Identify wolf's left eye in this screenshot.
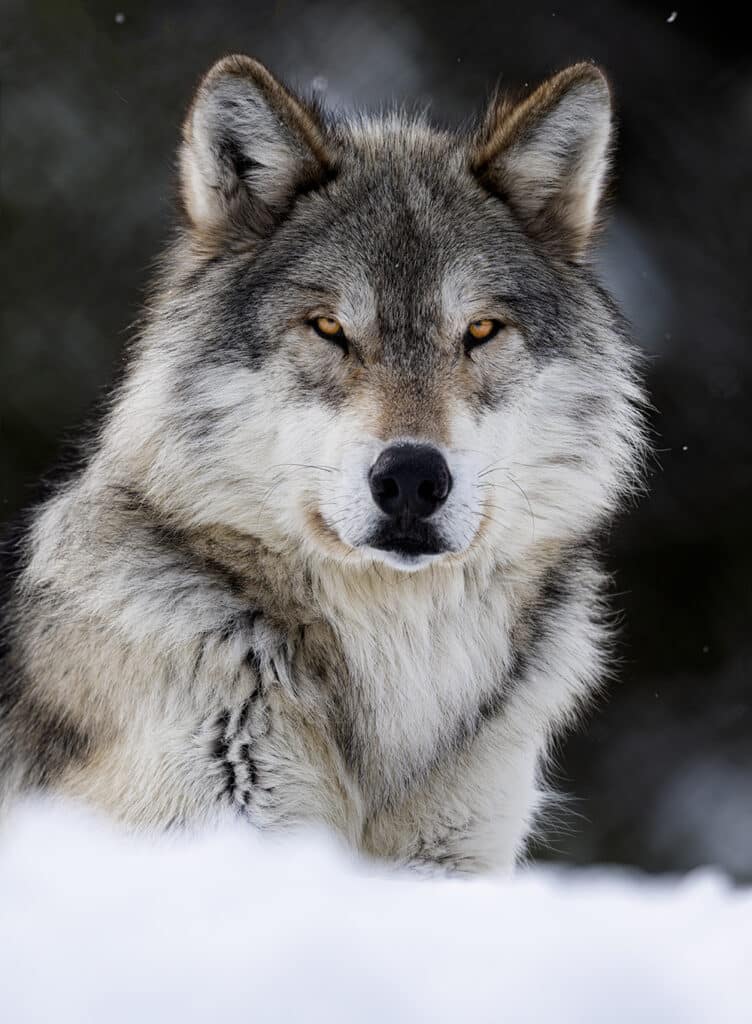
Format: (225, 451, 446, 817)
(309, 316, 349, 354)
(464, 319, 504, 352)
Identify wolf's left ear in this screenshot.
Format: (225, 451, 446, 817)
(472, 63, 612, 258)
(180, 55, 334, 236)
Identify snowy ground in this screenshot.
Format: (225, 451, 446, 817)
(1, 801, 750, 1023)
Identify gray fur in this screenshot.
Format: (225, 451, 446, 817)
(0, 56, 646, 873)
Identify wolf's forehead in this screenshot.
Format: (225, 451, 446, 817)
(319, 151, 483, 319)
(316, 198, 464, 337)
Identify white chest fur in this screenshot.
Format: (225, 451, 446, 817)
(314, 564, 520, 800)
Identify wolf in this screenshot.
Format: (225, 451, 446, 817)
(0, 55, 645, 872)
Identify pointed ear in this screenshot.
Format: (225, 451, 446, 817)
(471, 64, 613, 258)
(179, 55, 335, 236)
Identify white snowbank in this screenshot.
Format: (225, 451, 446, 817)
(1, 801, 750, 1023)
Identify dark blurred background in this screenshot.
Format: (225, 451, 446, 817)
(2, 0, 750, 878)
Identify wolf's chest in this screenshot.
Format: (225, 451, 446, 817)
(312, 588, 516, 802)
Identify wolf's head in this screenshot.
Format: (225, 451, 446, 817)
(119, 56, 644, 577)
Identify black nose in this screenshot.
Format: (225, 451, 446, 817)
(369, 444, 452, 520)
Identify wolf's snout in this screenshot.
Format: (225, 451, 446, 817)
(369, 444, 452, 520)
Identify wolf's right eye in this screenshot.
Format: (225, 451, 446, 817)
(464, 318, 504, 352)
(309, 316, 349, 354)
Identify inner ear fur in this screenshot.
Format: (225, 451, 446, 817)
(471, 63, 613, 259)
(179, 54, 336, 238)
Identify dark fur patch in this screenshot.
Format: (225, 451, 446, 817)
(0, 660, 91, 792)
(504, 552, 581, 694)
(289, 362, 348, 409)
(209, 680, 267, 810)
(109, 485, 248, 599)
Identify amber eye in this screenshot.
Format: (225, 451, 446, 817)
(309, 315, 349, 353)
(468, 319, 495, 340)
(313, 316, 342, 337)
(464, 319, 504, 352)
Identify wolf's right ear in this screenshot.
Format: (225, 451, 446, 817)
(179, 55, 334, 236)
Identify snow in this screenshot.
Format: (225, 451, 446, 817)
(1, 801, 750, 1023)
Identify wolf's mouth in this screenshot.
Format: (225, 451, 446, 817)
(367, 522, 448, 558)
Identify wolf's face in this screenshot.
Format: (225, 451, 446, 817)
(131, 58, 643, 575)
